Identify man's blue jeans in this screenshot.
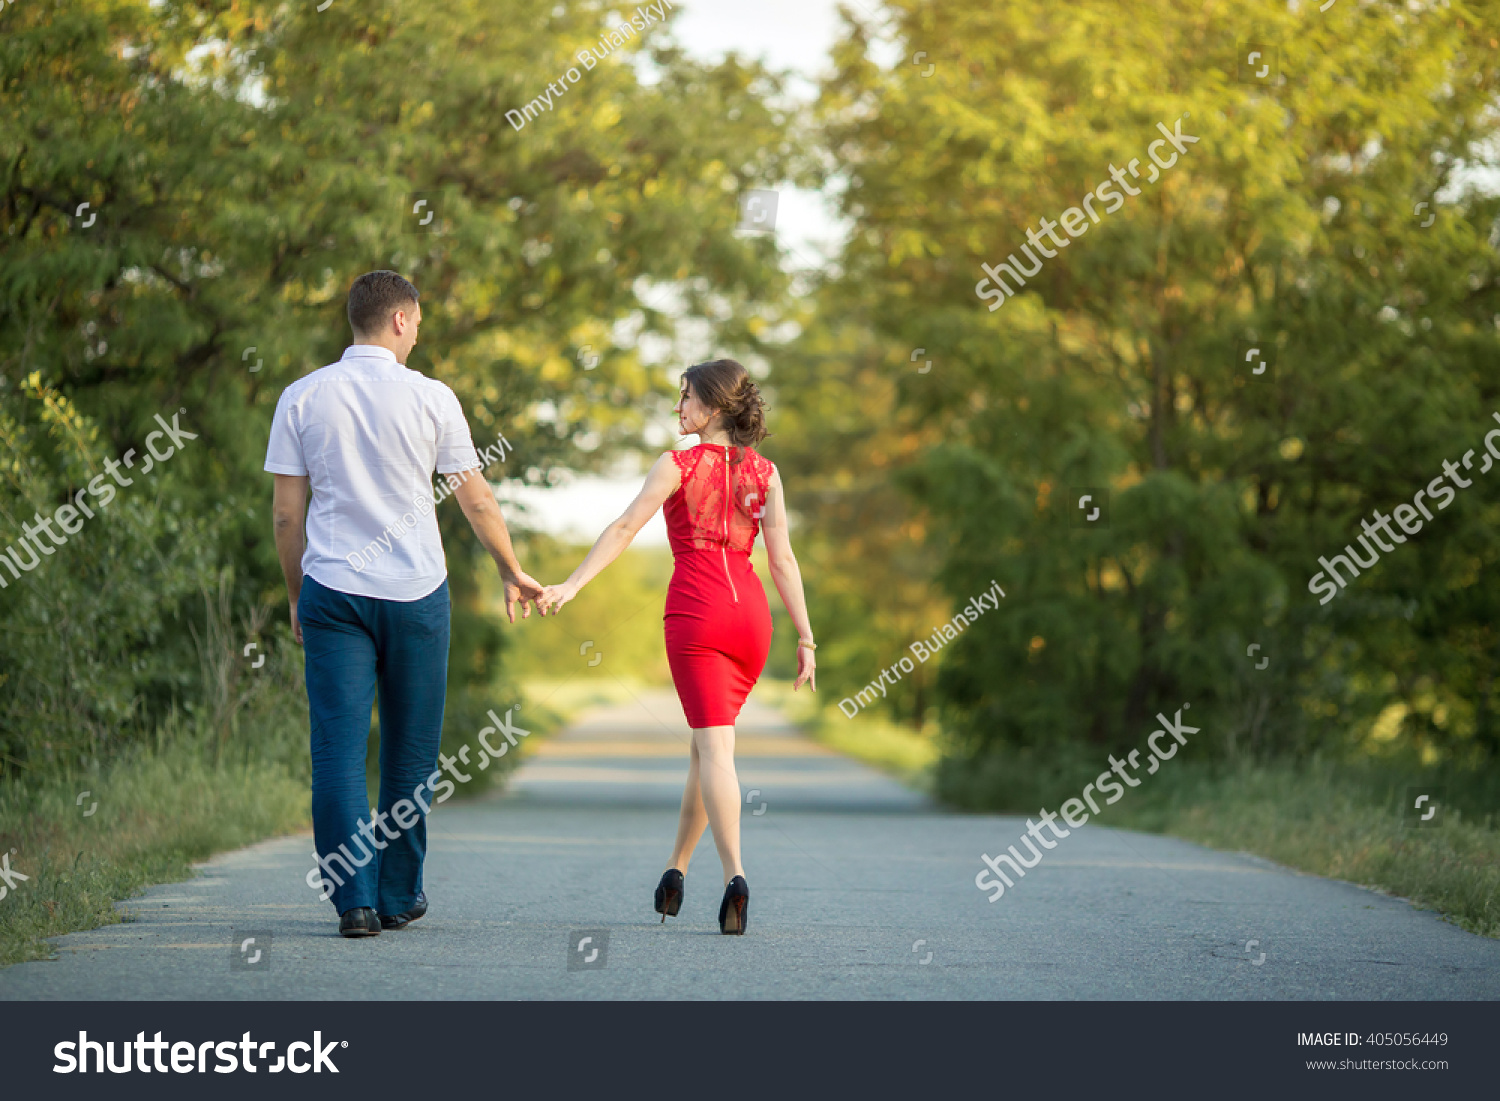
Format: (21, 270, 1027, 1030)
(299, 575, 449, 916)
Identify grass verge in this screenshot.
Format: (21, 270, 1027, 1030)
(0, 678, 566, 968)
(780, 695, 1499, 938)
(937, 743, 1500, 939)
(0, 705, 311, 967)
(1111, 760, 1500, 939)
(763, 681, 940, 788)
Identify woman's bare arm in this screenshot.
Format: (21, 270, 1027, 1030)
(760, 467, 816, 691)
(541, 453, 682, 613)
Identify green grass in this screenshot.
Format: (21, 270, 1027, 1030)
(0, 673, 577, 968)
(1111, 760, 1500, 939)
(781, 695, 1499, 938)
(0, 704, 311, 967)
(12, 648, 1492, 970)
(765, 681, 940, 787)
(0, 530, 648, 969)
(935, 742, 1500, 939)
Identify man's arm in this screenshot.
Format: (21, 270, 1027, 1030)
(272, 474, 310, 645)
(449, 472, 544, 622)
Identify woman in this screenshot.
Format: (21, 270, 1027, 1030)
(540, 359, 817, 935)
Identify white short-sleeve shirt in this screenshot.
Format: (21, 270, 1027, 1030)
(264, 345, 481, 601)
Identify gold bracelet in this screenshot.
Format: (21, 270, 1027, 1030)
(797, 639, 817, 650)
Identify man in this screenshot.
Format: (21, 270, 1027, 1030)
(265, 270, 544, 937)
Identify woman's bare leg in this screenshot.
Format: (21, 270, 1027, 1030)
(667, 735, 710, 872)
(692, 724, 744, 884)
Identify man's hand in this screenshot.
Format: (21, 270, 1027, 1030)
(452, 474, 546, 623)
(272, 475, 309, 647)
(504, 570, 546, 623)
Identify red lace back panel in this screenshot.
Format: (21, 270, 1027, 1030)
(666, 444, 774, 555)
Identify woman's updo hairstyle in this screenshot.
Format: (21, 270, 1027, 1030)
(681, 358, 769, 452)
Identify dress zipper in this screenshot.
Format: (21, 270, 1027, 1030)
(720, 446, 739, 604)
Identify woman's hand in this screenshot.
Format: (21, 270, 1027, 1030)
(503, 570, 546, 623)
(793, 642, 816, 692)
(539, 579, 581, 616)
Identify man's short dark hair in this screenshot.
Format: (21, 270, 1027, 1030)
(347, 271, 419, 336)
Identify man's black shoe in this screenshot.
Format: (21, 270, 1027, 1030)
(379, 892, 428, 931)
(339, 907, 382, 938)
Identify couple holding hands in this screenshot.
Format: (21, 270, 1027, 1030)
(265, 271, 816, 939)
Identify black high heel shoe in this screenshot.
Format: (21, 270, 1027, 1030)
(654, 868, 684, 923)
(718, 876, 749, 935)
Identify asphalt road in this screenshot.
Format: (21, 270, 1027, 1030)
(2, 686, 1497, 1000)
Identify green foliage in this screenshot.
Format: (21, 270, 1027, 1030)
(2, 0, 804, 777)
(0, 377, 223, 773)
(0, 659, 312, 965)
(774, 0, 1500, 796)
(767, 679, 939, 787)
(758, 334, 953, 725)
(0, 0, 805, 954)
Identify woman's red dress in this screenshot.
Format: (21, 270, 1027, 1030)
(662, 443, 776, 728)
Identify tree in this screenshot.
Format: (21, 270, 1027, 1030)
(789, 0, 1500, 802)
(1, 0, 807, 770)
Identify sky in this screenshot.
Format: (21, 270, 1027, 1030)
(497, 0, 860, 546)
